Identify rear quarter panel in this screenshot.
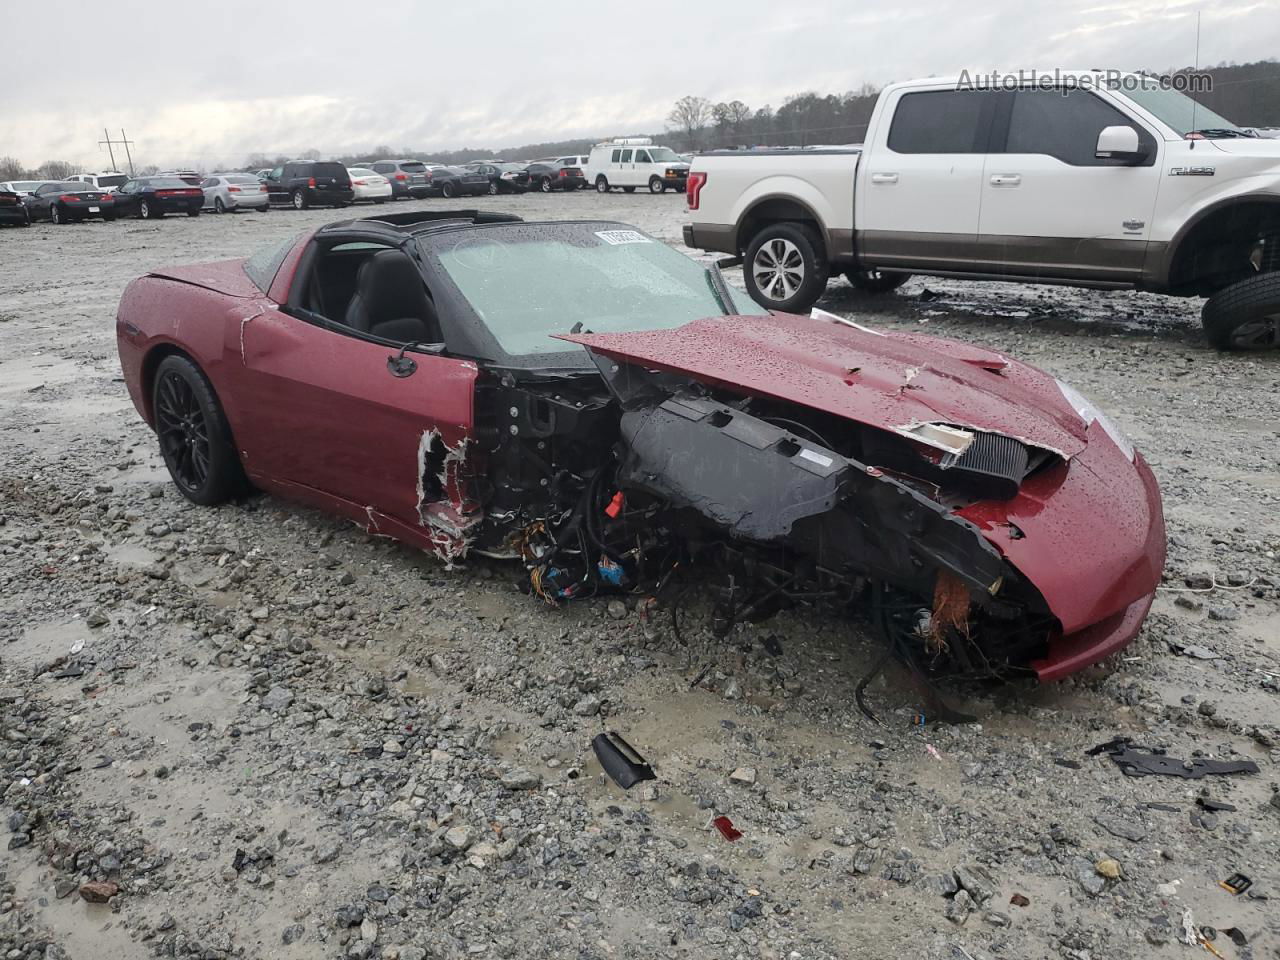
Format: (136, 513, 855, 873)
(116, 275, 261, 428)
(691, 154, 859, 242)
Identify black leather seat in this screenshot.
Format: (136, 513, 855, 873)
(343, 249, 442, 343)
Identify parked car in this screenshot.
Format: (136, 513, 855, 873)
(426, 166, 491, 198)
(366, 160, 433, 199)
(112, 177, 203, 219)
(158, 170, 204, 187)
(66, 171, 130, 193)
(202, 174, 270, 213)
(683, 70, 1280, 350)
(0, 188, 31, 226)
(464, 162, 530, 194)
(263, 161, 354, 210)
(587, 139, 689, 193)
(0, 180, 43, 196)
(114, 211, 1164, 687)
(26, 181, 116, 224)
(347, 167, 393, 203)
(255, 168, 272, 180)
(524, 162, 585, 193)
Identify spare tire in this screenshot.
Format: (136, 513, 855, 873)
(1201, 273, 1280, 350)
(844, 269, 910, 294)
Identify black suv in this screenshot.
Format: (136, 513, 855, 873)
(366, 159, 432, 199)
(264, 161, 353, 210)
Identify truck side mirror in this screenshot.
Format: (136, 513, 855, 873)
(1096, 125, 1147, 164)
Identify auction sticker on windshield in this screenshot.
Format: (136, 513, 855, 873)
(595, 230, 651, 245)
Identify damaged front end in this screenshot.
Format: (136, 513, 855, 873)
(425, 311, 1163, 688)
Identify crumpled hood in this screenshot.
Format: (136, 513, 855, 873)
(148, 259, 262, 299)
(561, 313, 1089, 457)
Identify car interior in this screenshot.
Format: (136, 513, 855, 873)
(301, 241, 444, 345)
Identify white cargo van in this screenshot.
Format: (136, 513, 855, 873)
(586, 138, 690, 194)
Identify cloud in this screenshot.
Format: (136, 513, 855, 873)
(1, 0, 1277, 169)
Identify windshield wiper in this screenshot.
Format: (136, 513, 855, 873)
(1188, 128, 1250, 139)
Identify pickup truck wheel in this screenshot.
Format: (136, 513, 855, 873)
(1201, 272, 1280, 350)
(844, 269, 910, 294)
(745, 223, 829, 313)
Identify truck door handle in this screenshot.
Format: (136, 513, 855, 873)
(870, 173, 898, 184)
(989, 174, 1021, 186)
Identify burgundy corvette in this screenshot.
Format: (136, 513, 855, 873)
(116, 211, 1165, 686)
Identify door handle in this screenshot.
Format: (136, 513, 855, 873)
(870, 173, 898, 184)
(989, 174, 1021, 186)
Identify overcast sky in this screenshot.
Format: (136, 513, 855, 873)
(2, 0, 1276, 171)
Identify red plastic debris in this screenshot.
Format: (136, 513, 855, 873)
(712, 816, 742, 842)
(604, 491, 625, 519)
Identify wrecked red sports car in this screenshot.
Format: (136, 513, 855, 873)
(116, 211, 1165, 686)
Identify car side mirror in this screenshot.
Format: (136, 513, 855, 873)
(1096, 125, 1147, 163)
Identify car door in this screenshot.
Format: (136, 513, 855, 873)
(976, 87, 1162, 281)
(111, 180, 135, 216)
(30, 183, 57, 219)
(227, 240, 477, 529)
(633, 149, 652, 184)
(856, 86, 994, 270)
(265, 165, 285, 203)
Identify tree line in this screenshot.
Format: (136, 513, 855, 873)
(5, 59, 1277, 179)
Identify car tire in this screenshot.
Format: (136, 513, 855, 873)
(595, 176, 610, 193)
(373, 198, 385, 204)
(488, 182, 498, 196)
(291, 190, 307, 210)
(843, 269, 911, 294)
(103, 213, 116, 222)
(1201, 272, 1280, 350)
(50, 205, 63, 225)
(539, 177, 552, 193)
(140, 199, 157, 219)
(214, 197, 226, 214)
(648, 177, 665, 194)
(20, 209, 31, 226)
(744, 222, 830, 314)
(152, 354, 247, 506)
(188, 209, 200, 217)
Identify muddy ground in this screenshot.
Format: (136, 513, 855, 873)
(1, 192, 1278, 960)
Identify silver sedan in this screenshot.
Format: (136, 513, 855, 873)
(201, 174, 270, 213)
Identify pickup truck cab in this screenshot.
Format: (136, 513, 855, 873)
(684, 71, 1280, 349)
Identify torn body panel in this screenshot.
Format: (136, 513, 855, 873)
(560, 314, 1089, 458)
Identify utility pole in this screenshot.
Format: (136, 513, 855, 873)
(100, 128, 117, 171)
(98, 128, 136, 174)
(121, 129, 135, 176)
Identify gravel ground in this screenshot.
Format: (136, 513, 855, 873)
(1, 192, 1279, 960)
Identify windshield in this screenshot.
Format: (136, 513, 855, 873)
(1122, 82, 1242, 137)
(647, 147, 682, 162)
(400, 162, 427, 173)
(10, 181, 41, 192)
(225, 174, 259, 184)
(145, 178, 195, 188)
(97, 174, 128, 188)
(422, 222, 768, 358)
(348, 168, 376, 177)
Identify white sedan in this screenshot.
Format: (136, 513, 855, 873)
(347, 168, 392, 203)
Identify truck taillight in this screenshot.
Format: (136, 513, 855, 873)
(687, 171, 706, 210)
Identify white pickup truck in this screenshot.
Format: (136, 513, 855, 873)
(683, 71, 1280, 349)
